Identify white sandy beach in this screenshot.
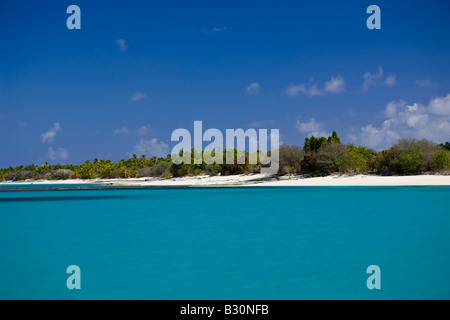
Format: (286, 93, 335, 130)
(1, 174, 450, 186)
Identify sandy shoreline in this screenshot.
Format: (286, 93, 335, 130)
(1, 173, 450, 187)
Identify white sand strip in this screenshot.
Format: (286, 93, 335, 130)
(1, 174, 450, 186)
(249, 174, 450, 186)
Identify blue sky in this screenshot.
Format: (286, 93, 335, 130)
(0, 0, 449, 167)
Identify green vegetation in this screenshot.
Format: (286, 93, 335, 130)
(303, 130, 341, 153)
(375, 139, 450, 175)
(440, 142, 450, 152)
(278, 145, 305, 175)
(1, 133, 450, 181)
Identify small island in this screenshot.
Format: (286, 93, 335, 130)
(1, 132, 450, 186)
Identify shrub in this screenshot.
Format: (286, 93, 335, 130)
(431, 148, 450, 171)
(376, 139, 450, 175)
(5, 170, 35, 181)
(137, 167, 153, 177)
(163, 172, 173, 178)
(152, 161, 171, 177)
(341, 145, 377, 173)
(204, 164, 223, 176)
(194, 168, 204, 176)
(278, 145, 305, 174)
(53, 169, 73, 180)
(311, 142, 348, 175)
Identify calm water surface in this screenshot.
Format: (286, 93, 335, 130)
(0, 185, 449, 299)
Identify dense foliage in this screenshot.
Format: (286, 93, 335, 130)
(375, 139, 450, 175)
(1, 135, 450, 181)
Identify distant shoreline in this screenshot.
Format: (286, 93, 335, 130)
(1, 173, 450, 187)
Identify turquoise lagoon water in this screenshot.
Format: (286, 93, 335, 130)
(0, 185, 449, 299)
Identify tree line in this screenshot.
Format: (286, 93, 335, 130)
(1, 132, 450, 181)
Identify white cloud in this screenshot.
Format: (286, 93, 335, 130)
(384, 100, 405, 118)
(284, 84, 307, 97)
(284, 75, 345, 97)
(285, 83, 324, 97)
(296, 118, 322, 132)
(354, 93, 450, 150)
(113, 125, 150, 136)
(428, 94, 450, 116)
(41, 122, 61, 143)
(131, 92, 147, 101)
(362, 66, 383, 91)
(245, 82, 261, 95)
(296, 118, 329, 137)
(137, 126, 150, 136)
(130, 138, 169, 158)
(18, 120, 27, 127)
(308, 84, 324, 97)
(325, 75, 346, 93)
(212, 27, 227, 32)
(117, 39, 128, 51)
(358, 123, 401, 151)
(48, 147, 69, 161)
(113, 127, 130, 135)
(415, 79, 438, 88)
(385, 74, 397, 86)
(362, 66, 396, 91)
(202, 26, 227, 34)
